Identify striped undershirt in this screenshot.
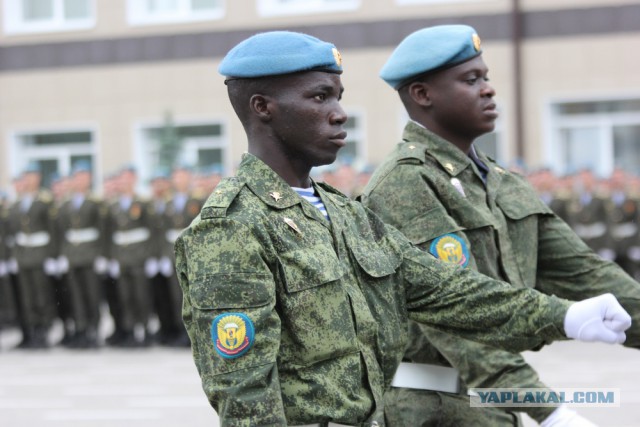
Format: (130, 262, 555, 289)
(292, 187, 329, 221)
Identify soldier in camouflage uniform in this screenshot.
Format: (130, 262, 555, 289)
(174, 31, 631, 427)
(361, 25, 640, 426)
(0, 193, 17, 331)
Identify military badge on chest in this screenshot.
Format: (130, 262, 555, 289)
(429, 233, 469, 268)
(211, 313, 255, 359)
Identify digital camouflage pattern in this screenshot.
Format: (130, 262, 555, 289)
(361, 121, 640, 426)
(175, 153, 572, 427)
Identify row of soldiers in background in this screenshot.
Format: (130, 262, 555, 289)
(529, 166, 640, 281)
(0, 162, 219, 350)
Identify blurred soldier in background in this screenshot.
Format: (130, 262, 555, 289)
(49, 173, 74, 346)
(607, 168, 640, 280)
(56, 162, 107, 349)
(0, 191, 18, 335)
(105, 166, 153, 347)
(7, 164, 57, 349)
(158, 165, 201, 347)
(567, 168, 615, 261)
(147, 169, 171, 345)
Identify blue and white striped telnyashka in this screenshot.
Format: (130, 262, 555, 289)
(292, 187, 329, 221)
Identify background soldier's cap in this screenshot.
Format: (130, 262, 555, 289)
(71, 160, 92, 175)
(219, 31, 343, 81)
(380, 25, 482, 90)
(23, 161, 41, 175)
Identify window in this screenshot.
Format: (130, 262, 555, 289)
(396, 0, 484, 5)
(127, 0, 224, 25)
(3, 0, 94, 35)
(134, 118, 229, 187)
(257, 0, 359, 17)
(546, 98, 640, 177)
(10, 129, 96, 190)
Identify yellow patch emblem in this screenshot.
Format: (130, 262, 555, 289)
(430, 234, 469, 267)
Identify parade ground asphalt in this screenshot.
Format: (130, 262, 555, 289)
(1, 328, 639, 427)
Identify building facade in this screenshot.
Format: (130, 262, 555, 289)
(1, 0, 640, 193)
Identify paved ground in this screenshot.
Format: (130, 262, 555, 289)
(1, 327, 638, 427)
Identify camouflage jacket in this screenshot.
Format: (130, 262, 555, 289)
(361, 122, 640, 421)
(175, 153, 571, 427)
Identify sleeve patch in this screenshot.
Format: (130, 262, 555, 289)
(211, 312, 255, 359)
(429, 233, 469, 268)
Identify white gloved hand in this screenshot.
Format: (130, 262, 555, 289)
(564, 293, 631, 344)
(7, 257, 18, 274)
(44, 258, 58, 276)
(57, 255, 69, 274)
(628, 246, 640, 262)
(597, 248, 616, 261)
(108, 259, 120, 279)
(144, 258, 159, 278)
(94, 256, 108, 274)
(541, 405, 598, 427)
(159, 256, 173, 277)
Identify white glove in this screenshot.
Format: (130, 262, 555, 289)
(94, 256, 108, 274)
(541, 405, 598, 427)
(564, 293, 631, 344)
(108, 259, 120, 279)
(628, 246, 640, 262)
(597, 248, 616, 261)
(44, 258, 58, 276)
(159, 256, 174, 277)
(144, 258, 159, 278)
(7, 257, 18, 274)
(57, 255, 69, 274)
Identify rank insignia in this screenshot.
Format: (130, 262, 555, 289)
(283, 217, 302, 236)
(430, 233, 469, 268)
(211, 313, 255, 359)
(444, 163, 454, 173)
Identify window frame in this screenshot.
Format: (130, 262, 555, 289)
(8, 124, 100, 192)
(132, 116, 231, 192)
(126, 0, 225, 26)
(2, 0, 95, 35)
(256, 0, 360, 17)
(544, 93, 640, 177)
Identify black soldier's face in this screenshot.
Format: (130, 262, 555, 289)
(425, 55, 497, 141)
(267, 71, 348, 170)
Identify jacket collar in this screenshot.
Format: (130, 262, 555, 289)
(403, 120, 474, 177)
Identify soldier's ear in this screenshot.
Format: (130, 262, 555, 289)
(407, 81, 432, 107)
(249, 94, 273, 122)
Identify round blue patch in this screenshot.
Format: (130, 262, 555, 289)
(429, 233, 469, 268)
(211, 312, 255, 359)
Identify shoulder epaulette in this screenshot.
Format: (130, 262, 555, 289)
(397, 141, 426, 163)
(201, 177, 245, 219)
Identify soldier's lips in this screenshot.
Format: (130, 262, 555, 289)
(330, 131, 348, 147)
(484, 104, 499, 119)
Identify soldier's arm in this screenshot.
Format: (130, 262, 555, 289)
(422, 325, 556, 423)
(175, 217, 286, 427)
(536, 213, 640, 348)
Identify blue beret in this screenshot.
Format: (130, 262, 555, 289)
(219, 31, 343, 79)
(380, 25, 482, 89)
(23, 161, 41, 174)
(72, 160, 92, 175)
